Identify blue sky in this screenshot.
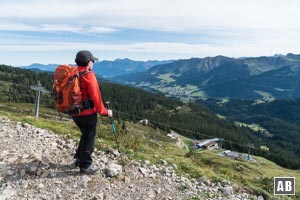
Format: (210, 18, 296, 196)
(1, 0, 300, 66)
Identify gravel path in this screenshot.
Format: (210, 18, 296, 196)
(0, 116, 264, 200)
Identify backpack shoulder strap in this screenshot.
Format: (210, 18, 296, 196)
(79, 70, 91, 77)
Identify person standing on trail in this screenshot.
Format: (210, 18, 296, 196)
(72, 50, 113, 174)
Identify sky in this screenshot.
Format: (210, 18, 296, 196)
(1, 0, 300, 66)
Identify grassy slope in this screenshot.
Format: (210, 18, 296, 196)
(0, 102, 299, 199)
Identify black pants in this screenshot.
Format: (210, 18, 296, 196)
(72, 113, 97, 169)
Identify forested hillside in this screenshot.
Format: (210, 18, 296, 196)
(0, 65, 53, 105)
(198, 98, 300, 169)
(0, 64, 299, 169)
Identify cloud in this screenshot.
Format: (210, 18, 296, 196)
(0, 23, 39, 32)
(1, 0, 300, 41)
(87, 26, 117, 34)
(0, 39, 296, 57)
(41, 24, 117, 34)
(1, 0, 300, 32)
(1, 38, 299, 66)
(0, 22, 117, 34)
(1, 0, 300, 65)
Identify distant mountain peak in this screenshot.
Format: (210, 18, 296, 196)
(114, 58, 133, 62)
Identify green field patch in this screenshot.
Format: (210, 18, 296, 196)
(234, 121, 272, 137)
(217, 98, 229, 105)
(254, 90, 275, 101)
(274, 88, 290, 92)
(216, 114, 226, 120)
(157, 73, 176, 84)
(190, 90, 207, 98)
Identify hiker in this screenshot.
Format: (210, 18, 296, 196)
(72, 50, 113, 174)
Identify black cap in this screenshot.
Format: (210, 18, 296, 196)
(75, 50, 99, 66)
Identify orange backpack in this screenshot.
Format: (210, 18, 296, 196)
(52, 64, 89, 114)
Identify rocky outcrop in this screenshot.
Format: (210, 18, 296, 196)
(0, 117, 263, 200)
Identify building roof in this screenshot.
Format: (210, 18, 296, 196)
(194, 138, 222, 147)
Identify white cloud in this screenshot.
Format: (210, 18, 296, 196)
(1, 0, 300, 39)
(0, 38, 297, 57)
(1, 0, 300, 32)
(0, 22, 117, 34)
(41, 24, 83, 33)
(1, 0, 300, 65)
(87, 26, 117, 34)
(0, 23, 39, 32)
(1, 38, 299, 66)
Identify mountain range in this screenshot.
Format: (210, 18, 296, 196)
(20, 53, 300, 100)
(111, 53, 300, 100)
(92, 58, 172, 77)
(21, 59, 172, 77)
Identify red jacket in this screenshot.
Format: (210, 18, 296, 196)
(72, 66, 107, 116)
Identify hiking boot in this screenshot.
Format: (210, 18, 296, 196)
(75, 159, 80, 167)
(70, 159, 80, 169)
(80, 165, 99, 174)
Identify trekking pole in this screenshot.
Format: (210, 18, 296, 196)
(57, 111, 67, 127)
(105, 101, 126, 174)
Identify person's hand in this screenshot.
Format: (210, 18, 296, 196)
(107, 109, 113, 117)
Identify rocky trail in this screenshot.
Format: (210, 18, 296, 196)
(0, 116, 264, 200)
